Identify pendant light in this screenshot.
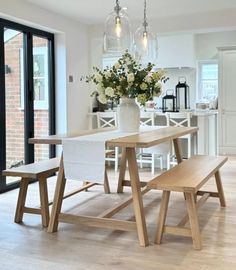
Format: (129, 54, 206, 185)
(133, 0, 158, 64)
(103, 0, 132, 54)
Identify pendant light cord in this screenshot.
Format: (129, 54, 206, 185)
(143, 0, 148, 31)
(114, 0, 121, 15)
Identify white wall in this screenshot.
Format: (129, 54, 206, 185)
(195, 30, 236, 60)
(0, 0, 90, 133)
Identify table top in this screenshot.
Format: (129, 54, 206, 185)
(29, 126, 198, 148)
(29, 127, 115, 145)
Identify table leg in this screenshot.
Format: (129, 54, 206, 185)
(173, 138, 183, 164)
(117, 148, 127, 193)
(126, 148, 149, 247)
(48, 154, 66, 233)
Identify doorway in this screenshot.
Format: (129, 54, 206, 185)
(0, 19, 55, 192)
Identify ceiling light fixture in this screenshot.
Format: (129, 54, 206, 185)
(133, 0, 158, 64)
(103, 0, 132, 54)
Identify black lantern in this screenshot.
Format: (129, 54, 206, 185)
(162, 90, 177, 113)
(175, 77, 190, 110)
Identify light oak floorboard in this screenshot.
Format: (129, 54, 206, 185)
(0, 157, 236, 270)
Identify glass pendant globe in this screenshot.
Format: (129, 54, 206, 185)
(133, 25, 158, 65)
(104, 8, 132, 54)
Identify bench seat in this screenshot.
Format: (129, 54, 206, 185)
(147, 155, 228, 250)
(2, 158, 60, 227)
(3, 157, 60, 179)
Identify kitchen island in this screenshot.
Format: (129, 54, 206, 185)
(88, 110, 218, 156)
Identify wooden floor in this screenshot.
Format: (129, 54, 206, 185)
(0, 157, 236, 270)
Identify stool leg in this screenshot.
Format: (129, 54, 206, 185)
(215, 171, 226, 207)
(185, 192, 202, 250)
(115, 147, 119, 172)
(159, 155, 163, 170)
(83, 181, 89, 192)
(155, 190, 170, 244)
(15, 178, 29, 223)
(39, 177, 50, 227)
(104, 169, 110, 194)
(151, 154, 155, 174)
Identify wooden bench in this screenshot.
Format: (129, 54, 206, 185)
(2, 153, 112, 227)
(2, 158, 60, 227)
(147, 155, 228, 250)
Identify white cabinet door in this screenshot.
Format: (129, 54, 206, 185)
(196, 114, 217, 156)
(219, 49, 236, 154)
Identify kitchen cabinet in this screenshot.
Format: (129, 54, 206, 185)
(158, 34, 196, 68)
(193, 112, 218, 156)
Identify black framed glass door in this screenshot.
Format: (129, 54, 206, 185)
(0, 19, 55, 192)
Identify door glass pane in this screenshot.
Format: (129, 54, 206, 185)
(4, 28, 25, 184)
(33, 36, 49, 161)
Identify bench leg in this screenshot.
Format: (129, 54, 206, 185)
(215, 171, 226, 207)
(104, 169, 110, 194)
(185, 193, 202, 250)
(15, 178, 30, 223)
(39, 177, 50, 227)
(155, 190, 170, 244)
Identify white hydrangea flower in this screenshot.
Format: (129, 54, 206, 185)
(95, 73, 103, 83)
(127, 73, 135, 83)
(114, 62, 120, 69)
(104, 71, 112, 79)
(97, 83, 104, 94)
(155, 82, 162, 89)
(144, 75, 152, 83)
(105, 87, 115, 97)
(140, 82, 148, 90)
(125, 58, 131, 65)
(97, 93, 107, 104)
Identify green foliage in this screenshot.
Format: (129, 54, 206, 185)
(81, 51, 168, 105)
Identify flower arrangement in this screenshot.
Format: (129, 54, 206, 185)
(83, 51, 168, 105)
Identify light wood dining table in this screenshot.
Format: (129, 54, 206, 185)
(29, 126, 198, 247)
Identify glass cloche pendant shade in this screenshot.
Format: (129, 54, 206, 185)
(133, 0, 158, 65)
(133, 25, 158, 64)
(104, 1, 132, 54)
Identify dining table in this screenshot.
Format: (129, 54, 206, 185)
(29, 126, 198, 247)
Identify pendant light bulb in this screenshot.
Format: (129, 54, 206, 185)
(115, 16, 121, 38)
(143, 31, 148, 49)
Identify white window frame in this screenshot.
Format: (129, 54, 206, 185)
(20, 47, 49, 110)
(197, 59, 218, 101)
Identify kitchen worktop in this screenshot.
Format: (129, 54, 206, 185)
(88, 109, 218, 117)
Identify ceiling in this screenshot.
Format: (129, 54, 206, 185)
(23, 0, 236, 25)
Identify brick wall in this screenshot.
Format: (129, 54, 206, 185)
(5, 33, 49, 168)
